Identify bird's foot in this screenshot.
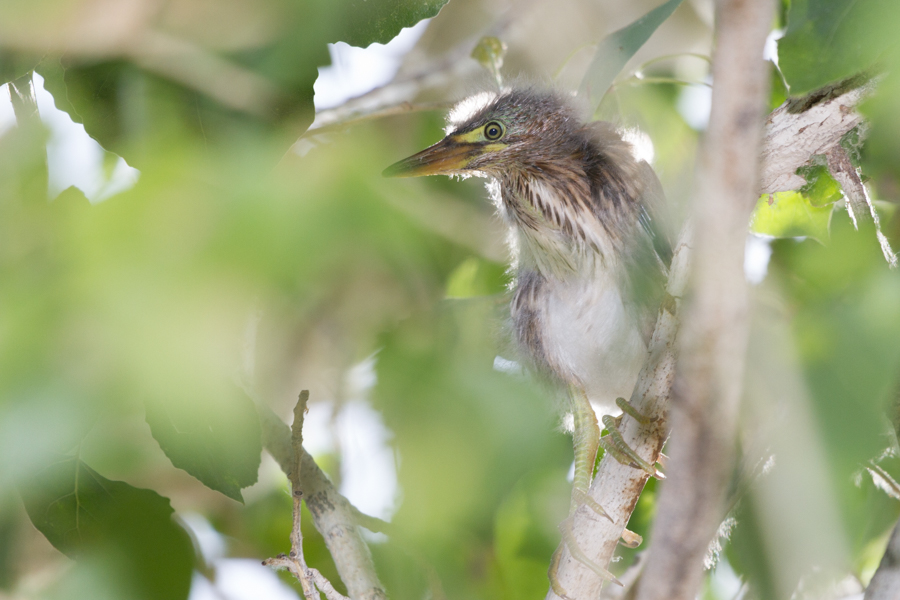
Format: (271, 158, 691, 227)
(599, 398, 665, 479)
(620, 528, 642, 548)
(571, 487, 613, 523)
(571, 489, 642, 549)
(548, 516, 623, 599)
(614, 396, 655, 425)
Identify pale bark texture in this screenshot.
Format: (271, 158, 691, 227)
(257, 400, 388, 600)
(758, 82, 867, 194)
(633, 1, 774, 599)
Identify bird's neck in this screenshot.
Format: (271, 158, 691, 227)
(490, 165, 627, 279)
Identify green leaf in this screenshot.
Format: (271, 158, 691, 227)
(338, 0, 448, 47)
(492, 474, 567, 599)
(750, 191, 833, 243)
(145, 390, 261, 502)
(578, 0, 685, 113)
(0, 50, 42, 86)
(445, 257, 507, 298)
(19, 457, 194, 600)
(778, 0, 898, 96)
(797, 164, 844, 207)
(30, 0, 446, 163)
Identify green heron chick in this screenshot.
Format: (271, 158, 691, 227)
(385, 86, 670, 585)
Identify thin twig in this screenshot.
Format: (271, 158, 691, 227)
(8, 71, 48, 198)
(264, 391, 349, 600)
(827, 145, 872, 227)
(826, 145, 897, 267)
(299, 101, 452, 139)
(255, 393, 387, 600)
(9, 72, 40, 124)
(290, 391, 310, 551)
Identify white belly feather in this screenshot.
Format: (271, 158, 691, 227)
(539, 268, 646, 414)
(491, 175, 648, 415)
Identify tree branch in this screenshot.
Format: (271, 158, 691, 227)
(634, 1, 773, 599)
(545, 217, 691, 600)
(255, 394, 387, 600)
(9, 71, 48, 199)
(263, 391, 349, 600)
(759, 79, 869, 195)
(9, 72, 41, 125)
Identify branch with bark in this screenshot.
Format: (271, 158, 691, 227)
(255, 392, 387, 600)
(634, 1, 773, 599)
(263, 390, 351, 600)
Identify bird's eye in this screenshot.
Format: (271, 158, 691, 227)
(483, 121, 504, 141)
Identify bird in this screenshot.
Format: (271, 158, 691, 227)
(383, 86, 671, 593)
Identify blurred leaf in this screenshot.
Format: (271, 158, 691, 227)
(19, 457, 194, 600)
(373, 297, 570, 598)
(727, 494, 778, 600)
(145, 390, 261, 502)
(778, 0, 897, 96)
(750, 191, 832, 242)
(0, 496, 16, 590)
(797, 164, 844, 207)
(491, 473, 567, 600)
(37, 55, 310, 167)
(769, 62, 789, 111)
(471, 36, 507, 86)
(774, 215, 900, 512)
(28, 0, 445, 164)
(860, 68, 900, 185)
(445, 257, 507, 299)
(579, 0, 684, 113)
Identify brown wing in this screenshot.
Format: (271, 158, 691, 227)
(622, 160, 672, 343)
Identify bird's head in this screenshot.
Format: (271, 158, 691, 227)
(383, 88, 584, 179)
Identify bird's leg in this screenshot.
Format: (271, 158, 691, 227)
(598, 397, 665, 479)
(548, 388, 622, 597)
(569, 386, 604, 516)
(549, 516, 623, 599)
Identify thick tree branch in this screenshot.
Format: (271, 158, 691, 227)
(759, 80, 868, 194)
(634, 2, 773, 599)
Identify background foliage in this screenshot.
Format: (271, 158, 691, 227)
(1, 0, 900, 599)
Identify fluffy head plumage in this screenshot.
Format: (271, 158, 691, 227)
(445, 87, 590, 177)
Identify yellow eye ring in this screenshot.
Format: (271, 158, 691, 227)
(483, 121, 504, 141)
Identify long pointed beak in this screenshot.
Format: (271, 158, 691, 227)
(383, 137, 481, 178)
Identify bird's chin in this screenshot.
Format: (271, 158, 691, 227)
(451, 168, 487, 180)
